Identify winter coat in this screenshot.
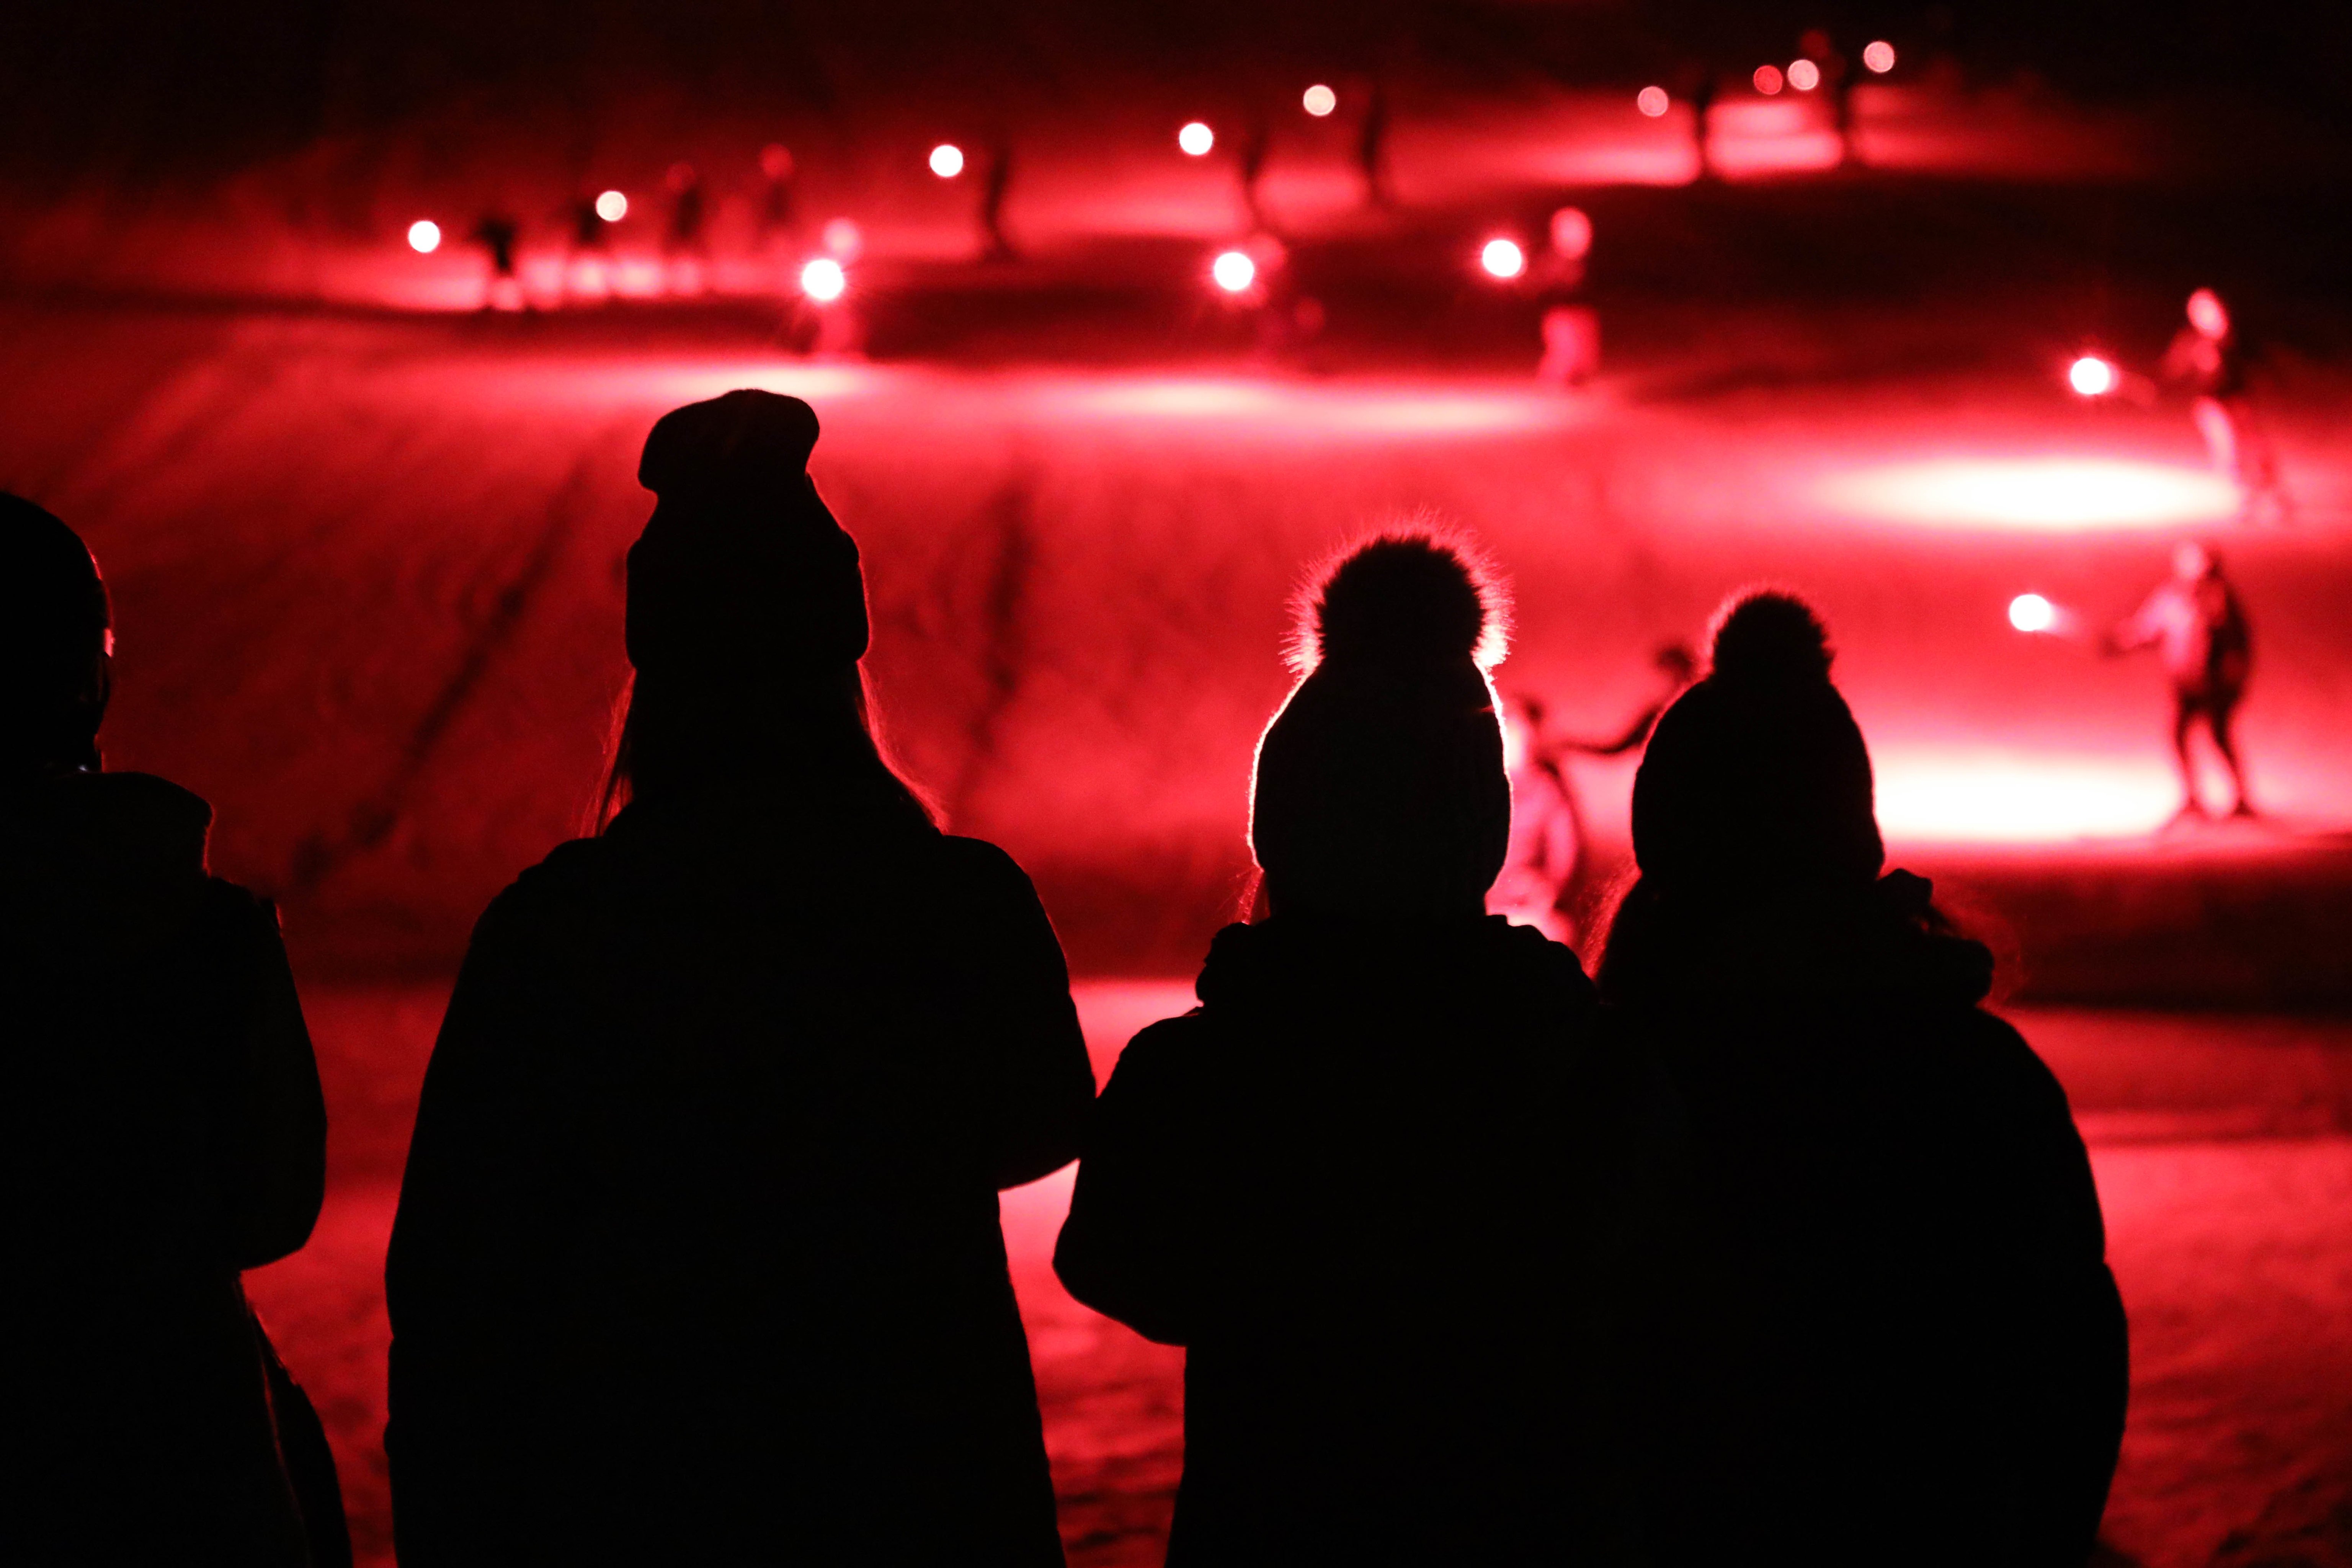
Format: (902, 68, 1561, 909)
(1055, 913, 1698, 1568)
(1599, 872, 2130, 1568)
(385, 784, 1093, 1566)
(0, 770, 325, 1566)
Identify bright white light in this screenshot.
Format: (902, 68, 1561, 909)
(1211, 250, 1256, 292)
(406, 220, 441, 254)
(1637, 85, 1671, 117)
(1480, 238, 1526, 279)
(1874, 749, 2178, 843)
(821, 217, 864, 260)
(1753, 64, 1785, 95)
(1787, 59, 1821, 91)
(929, 143, 965, 178)
(1303, 84, 1337, 117)
(1863, 40, 1896, 73)
(2008, 593, 2056, 633)
(1818, 459, 2241, 531)
(595, 189, 628, 223)
(1179, 121, 1215, 156)
(800, 257, 846, 302)
(2069, 355, 2117, 397)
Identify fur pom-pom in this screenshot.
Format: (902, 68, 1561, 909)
(1707, 590, 1834, 683)
(1292, 529, 1510, 673)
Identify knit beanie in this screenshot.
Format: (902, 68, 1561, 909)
(627, 391, 867, 679)
(1, 493, 111, 770)
(1250, 533, 1512, 916)
(1631, 591, 1883, 897)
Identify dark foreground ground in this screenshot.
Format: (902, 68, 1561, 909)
(247, 983, 2352, 1568)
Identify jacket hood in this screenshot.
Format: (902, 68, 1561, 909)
(1196, 911, 1596, 1024)
(1, 770, 211, 884)
(1597, 869, 1994, 1011)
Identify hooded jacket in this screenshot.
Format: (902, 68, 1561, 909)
(0, 769, 325, 1566)
(1056, 913, 1696, 1568)
(386, 784, 1092, 1566)
(1600, 873, 2128, 1568)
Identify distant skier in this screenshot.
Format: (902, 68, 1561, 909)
(663, 162, 709, 292)
(469, 212, 522, 310)
(756, 143, 799, 253)
(1534, 205, 1599, 387)
(980, 137, 1016, 261)
(1239, 114, 1273, 230)
(2163, 287, 2290, 524)
(1356, 81, 1392, 207)
(1687, 69, 1719, 180)
(2105, 541, 2254, 823)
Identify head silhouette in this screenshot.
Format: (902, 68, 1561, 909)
(606, 391, 926, 826)
(2186, 287, 2229, 339)
(1250, 532, 1511, 918)
(2, 495, 112, 781)
(2173, 539, 2218, 581)
(1630, 590, 1881, 902)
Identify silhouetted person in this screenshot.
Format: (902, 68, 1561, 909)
(2105, 541, 2253, 822)
(981, 136, 1016, 261)
(386, 393, 1091, 1566)
(1356, 80, 1392, 207)
(1490, 692, 1580, 942)
(1057, 534, 1705, 1566)
(1687, 69, 1718, 179)
(2163, 287, 2290, 523)
(1598, 591, 2129, 1568)
(662, 160, 709, 291)
(756, 141, 800, 252)
(469, 211, 522, 310)
(1238, 113, 1273, 230)
(0, 495, 330, 1566)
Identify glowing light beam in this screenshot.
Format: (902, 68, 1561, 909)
(1818, 459, 2240, 531)
(1211, 250, 1256, 292)
(800, 257, 846, 302)
(2008, 593, 2056, 633)
(407, 220, 441, 254)
(1179, 121, 1215, 156)
(929, 144, 965, 178)
(2069, 355, 2118, 397)
(1480, 237, 1526, 279)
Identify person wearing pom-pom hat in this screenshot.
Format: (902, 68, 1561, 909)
(387, 392, 1092, 1566)
(1056, 532, 1700, 1566)
(1598, 590, 2128, 1568)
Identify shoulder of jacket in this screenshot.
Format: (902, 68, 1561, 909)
(483, 837, 617, 924)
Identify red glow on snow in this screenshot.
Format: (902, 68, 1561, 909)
(1753, 64, 1785, 95)
(594, 189, 628, 223)
(799, 257, 847, 302)
(1480, 237, 1527, 279)
(1637, 85, 1671, 118)
(1863, 41, 1897, 74)
(821, 218, 864, 260)
(406, 220, 442, 254)
(2070, 355, 2118, 396)
(2009, 593, 2057, 633)
(1178, 121, 1215, 156)
(1819, 459, 2240, 531)
(1874, 748, 2177, 842)
(929, 144, 965, 178)
(1211, 250, 1256, 292)
(1787, 59, 1822, 92)
(1302, 84, 1337, 117)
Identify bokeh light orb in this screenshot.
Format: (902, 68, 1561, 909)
(1787, 59, 1822, 91)
(595, 189, 628, 223)
(1863, 40, 1896, 73)
(2009, 593, 2057, 633)
(800, 257, 847, 302)
(821, 217, 864, 260)
(1211, 250, 1256, 292)
(2069, 355, 2117, 397)
(1178, 121, 1215, 156)
(1480, 238, 1526, 279)
(1753, 64, 1785, 95)
(406, 220, 441, 254)
(1549, 206, 1592, 260)
(929, 143, 965, 178)
(2187, 287, 2229, 338)
(1637, 85, 1671, 117)
(1302, 84, 1337, 117)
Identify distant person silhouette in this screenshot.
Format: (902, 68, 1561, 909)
(1686, 69, 1719, 179)
(980, 136, 1017, 261)
(1057, 534, 1704, 1566)
(1356, 80, 1392, 207)
(1598, 591, 2129, 1568)
(756, 141, 800, 253)
(2163, 287, 2291, 524)
(385, 393, 1091, 1566)
(2105, 541, 2254, 823)
(469, 211, 523, 310)
(662, 160, 709, 291)
(0, 495, 332, 1566)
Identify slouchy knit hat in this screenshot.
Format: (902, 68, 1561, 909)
(627, 391, 867, 678)
(2, 493, 111, 768)
(1631, 591, 1882, 895)
(1250, 533, 1512, 915)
